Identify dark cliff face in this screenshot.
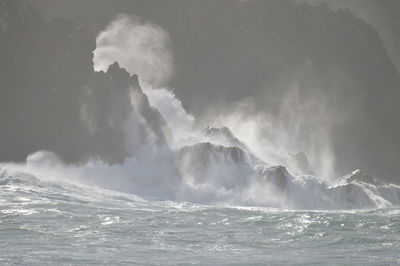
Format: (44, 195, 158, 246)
(0, 5, 95, 162)
(174, 142, 253, 189)
(0, 0, 43, 38)
(0, 1, 169, 164)
(175, 142, 250, 167)
(81, 62, 170, 163)
(258, 166, 290, 192)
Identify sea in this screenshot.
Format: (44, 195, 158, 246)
(1, 167, 399, 265)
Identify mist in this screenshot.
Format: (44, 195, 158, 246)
(1, 0, 400, 207)
(93, 13, 174, 86)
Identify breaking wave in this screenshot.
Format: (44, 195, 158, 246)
(1, 123, 400, 210)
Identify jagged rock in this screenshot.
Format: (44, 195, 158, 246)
(0, 4, 97, 163)
(337, 169, 383, 186)
(258, 165, 290, 191)
(203, 126, 246, 148)
(81, 61, 171, 163)
(202, 126, 266, 166)
(175, 142, 249, 166)
(174, 142, 253, 189)
(327, 182, 379, 209)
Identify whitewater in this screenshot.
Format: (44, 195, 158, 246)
(0, 166, 399, 265)
(1, 82, 400, 265)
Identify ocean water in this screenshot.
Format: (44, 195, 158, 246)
(1, 170, 399, 265)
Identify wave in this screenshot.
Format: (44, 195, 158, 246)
(1, 143, 400, 210)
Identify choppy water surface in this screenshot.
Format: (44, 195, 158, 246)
(1, 173, 400, 265)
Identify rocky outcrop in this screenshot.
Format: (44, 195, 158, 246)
(203, 126, 246, 149)
(80, 62, 170, 163)
(336, 169, 383, 186)
(258, 165, 290, 192)
(175, 142, 249, 167)
(174, 142, 253, 189)
(202, 126, 265, 166)
(0, 2, 170, 164)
